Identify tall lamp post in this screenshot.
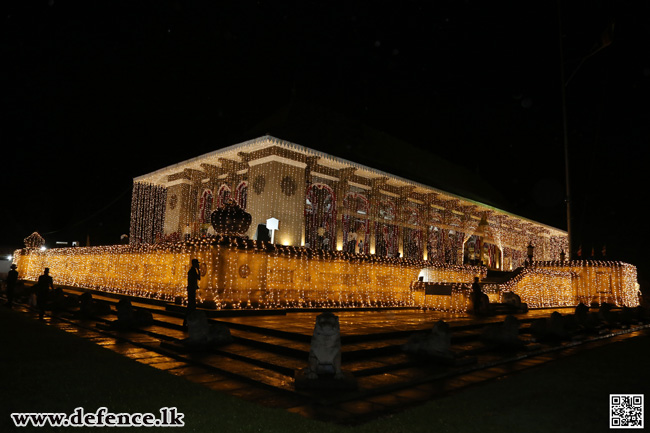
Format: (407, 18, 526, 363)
(558, 0, 572, 259)
(557, 2, 613, 260)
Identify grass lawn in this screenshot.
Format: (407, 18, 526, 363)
(1, 306, 649, 432)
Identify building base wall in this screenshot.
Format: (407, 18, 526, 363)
(13, 241, 638, 311)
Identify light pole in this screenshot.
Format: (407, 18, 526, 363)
(557, 1, 613, 260)
(557, 0, 572, 259)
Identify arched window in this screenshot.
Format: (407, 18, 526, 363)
(216, 184, 231, 208)
(198, 189, 213, 223)
(343, 193, 369, 215)
(375, 197, 398, 257)
(405, 206, 420, 226)
(235, 181, 248, 210)
(464, 234, 480, 264)
(427, 226, 442, 262)
(305, 183, 336, 250)
(403, 206, 423, 259)
(378, 198, 396, 221)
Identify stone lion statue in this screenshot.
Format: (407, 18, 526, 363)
(306, 312, 343, 379)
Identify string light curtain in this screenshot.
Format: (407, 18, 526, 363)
(130, 136, 568, 265)
(14, 243, 638, 311)
(14, 239, 470, 308)
(20, 136, 623, 312)
(130, 183, 167, 245)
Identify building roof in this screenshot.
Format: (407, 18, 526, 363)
(135, 135, 566, 237)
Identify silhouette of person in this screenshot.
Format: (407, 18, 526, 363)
(36, 268, 54, 319)
(6, 264, 18, 308)
(184, 259, 200, 327)
(471, 276, 481, 293)
(470, 276, 489, 316)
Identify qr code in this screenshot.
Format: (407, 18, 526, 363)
(610, 394, 644, 429)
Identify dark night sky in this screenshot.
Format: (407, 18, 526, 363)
(2, 1, 649, 282)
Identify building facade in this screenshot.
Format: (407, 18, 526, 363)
(131, 136, 568, 270)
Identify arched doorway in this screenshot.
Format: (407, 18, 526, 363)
(305, 183, 336, 250)
(375, 197, 399, 257)
(403, 205, 423, 259)
(342, 192, 369, 253)
(464, 235, 502, 269)
(234, 181, 248, 210)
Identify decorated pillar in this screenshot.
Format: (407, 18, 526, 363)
(368, 177, 387, 254)
(303, 156, 318, 247)
(397, 186, 415, 258)
(425, 193, 440, 261)
(335, 168, 356, 251)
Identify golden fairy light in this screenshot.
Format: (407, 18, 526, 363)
(14, 238, 468, 308)
(12, 136, 638, 312)
(14, 240, 639, 311)
(130, 136, 568, 266)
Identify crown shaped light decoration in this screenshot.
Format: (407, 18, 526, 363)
(210, 199, 252, 237)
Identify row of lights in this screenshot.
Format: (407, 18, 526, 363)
(499, 262, 639, 309)
(14, 235, 480, 309)
(14, 235, 636, 311)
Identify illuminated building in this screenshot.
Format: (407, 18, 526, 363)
(13, 136, 639, 311)
(131, 135, 568, 268)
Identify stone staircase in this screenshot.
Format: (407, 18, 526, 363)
(48, 288, 490, 393)
(66, 297, 538, 397)
(481, 268, 524, 285)
(7, 284, 650, 423)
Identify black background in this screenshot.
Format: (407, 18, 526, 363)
(2, 0, 649, 286)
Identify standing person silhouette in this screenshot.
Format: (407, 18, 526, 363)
(470, 276, 489, 316)
(36, 268, 54, 320)
(6, 264, 18, 308)
(184, 259, 200, 327)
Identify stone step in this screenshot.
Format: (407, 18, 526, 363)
(149, 310, 541, 365)
(213, 343, 306, 376)
(345, 353, 415, 376)
(186, 351, 296, 393)
(60, 285, 546, 344)
(212, 319, 311, 342)
(342, 339, 406, 361)
(229, 329, 311, 355)
(73, 313, 299, 394)
(229, 328, 410, 362)
(166, 303, 288, 318)
(59, 288, 606, 374)
(355, 365, 433, 391)
(73, 301, 552, 358)
(61, 287, 172, 311)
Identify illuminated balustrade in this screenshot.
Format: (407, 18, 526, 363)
(14, 243, 638, 311)
(533, 261, 639, 308)
(15, 237, 468, 309)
